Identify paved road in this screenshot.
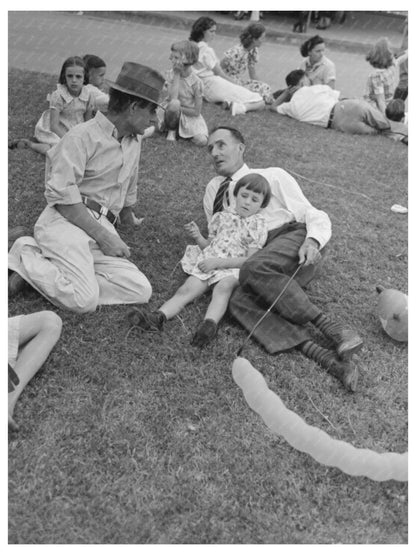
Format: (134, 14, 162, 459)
(9, 11, 371, 98)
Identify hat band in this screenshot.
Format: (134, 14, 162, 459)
(115, 75, 159, 100)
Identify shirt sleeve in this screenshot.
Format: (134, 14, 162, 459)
(200, 44, 218, 70)
(193, 76, 204, 98)
(44, 131, 88, 206)
(207, 212, 222, 239)
(246, 215, 268, 249)
(368, 72, 384, 96)
(323, 61, 336, 83)
(48, 89, 64, 112)
(123, 159, 139, 208)
(268, 169, 332, 248)
(276, 100, 294, 117)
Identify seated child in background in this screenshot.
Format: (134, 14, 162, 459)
(128, 174, 271, 347)
(83, 54, 109, 112)
(157, 40, 208, 146)
(8, 311, 62, 432)
(9, 56, 95, 155)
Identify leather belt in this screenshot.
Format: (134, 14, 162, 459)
(81, 196, 118, 225)
(327, 105, 336, 128)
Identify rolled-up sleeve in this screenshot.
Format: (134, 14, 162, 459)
(124, 160, 139, 208)
(270, 169, 332, 248)
(44, 133, 88, 206)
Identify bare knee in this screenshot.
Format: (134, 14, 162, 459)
(167, 99, 181, 112)
(191, 134, 208, 147)
(39, 310, 62, 339)
(214, 277, 239, 295)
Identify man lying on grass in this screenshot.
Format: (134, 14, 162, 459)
(8, 62, 164, 313)
(201, 126, 362, 392)
(270, 69, 400, 138)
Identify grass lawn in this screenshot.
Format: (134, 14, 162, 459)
(8, 67, 408, 544)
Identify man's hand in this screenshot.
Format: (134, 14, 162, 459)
(298, 237, 321, 266)
(119, 207, 144, 228)
(198, 257, 221, 273)
(96, 231, 131, 258)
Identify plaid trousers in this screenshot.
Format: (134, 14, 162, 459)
(229, 222, 322, 353)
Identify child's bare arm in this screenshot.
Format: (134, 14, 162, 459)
(49, 108, 67, 138)
(167, 70, 181, 101)
(184, 221, 210, 249)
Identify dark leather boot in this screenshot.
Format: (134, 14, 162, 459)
(298, 340, 359, 392)
(312, 313, 363, 360)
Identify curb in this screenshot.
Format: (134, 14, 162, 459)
(80, 11, 384, 54)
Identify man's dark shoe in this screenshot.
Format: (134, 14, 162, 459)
(127, 307, 165, 331)
(298, 339, 359, 392)
(333, 329, 364, 360)
(327, 356, 359, 393)
(8, 272, 29, 297)
(8, 226, 30, 251)
(312, 314, 363, 360)
(191, 319, 217, 348)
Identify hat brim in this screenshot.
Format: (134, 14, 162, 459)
(106, 80, 164, 109)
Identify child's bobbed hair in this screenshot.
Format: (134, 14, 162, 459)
(58, 56, 87, 85)
(233, 173, 271, 208)
(365, 37, 394, 69)
(83, 54, 106, 70)
(171, 40, 200, 66)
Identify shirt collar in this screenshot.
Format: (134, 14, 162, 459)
(306, 57, 325, 71)
(231, 163, 250, 181)
(94, 111, 139, 143)
(57, 83, 89, 103)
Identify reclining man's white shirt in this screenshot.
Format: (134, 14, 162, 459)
(277, 85, 340, 127)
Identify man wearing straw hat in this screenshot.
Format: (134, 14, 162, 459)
(9, 62, 164, 313)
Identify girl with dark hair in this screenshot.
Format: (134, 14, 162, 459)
(299, 35, 336, 89)
(364, 37, 407, 114)
(9, 56, 95, 155)
(220, 23, 273, 104)
(189, 16, 265, 116)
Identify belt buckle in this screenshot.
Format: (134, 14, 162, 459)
(99, 206, 109, 217)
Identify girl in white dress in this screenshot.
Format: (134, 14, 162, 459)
(9, 56, 95, 155)
(158, 40, 208, 146)
(189, 16, 265, 116)
(127, 174, 271, 347)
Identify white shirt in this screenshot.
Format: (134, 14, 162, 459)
(276, 85, 340, 127)
(193, 41, 219, 79)
(203, 163, 331, 249)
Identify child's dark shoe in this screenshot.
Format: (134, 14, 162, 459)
(191, 319, 217, 348)
(127, 307, 166, 331)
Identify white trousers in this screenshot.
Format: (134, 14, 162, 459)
(8, 206, 152, 313)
